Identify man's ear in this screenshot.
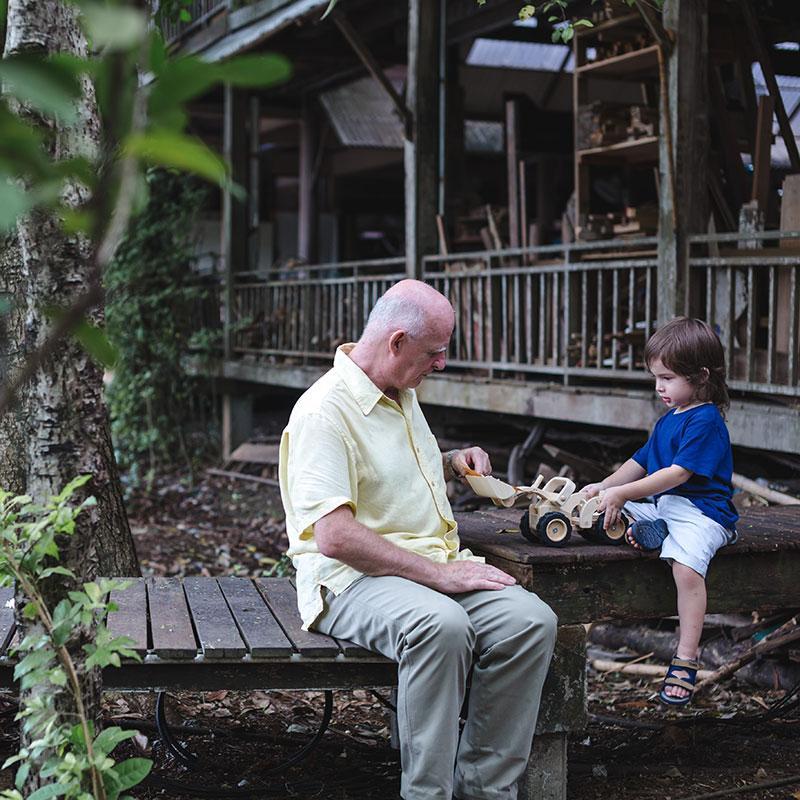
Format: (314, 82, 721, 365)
(388, 330, 405, 353)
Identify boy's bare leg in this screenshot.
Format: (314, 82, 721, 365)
(669, 562, 707, 700)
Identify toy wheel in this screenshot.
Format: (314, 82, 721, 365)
(519, 511, 536, 544)
(536, 512, 572, 547)
(577, 526, 601, 544)
(592, 511, 630, 545)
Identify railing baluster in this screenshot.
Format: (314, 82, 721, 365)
(767, 266, 776, 385)
(466, 275, 474, 363)
(790, 266, 799, 386)
(727, 266, 735, 380)
(514, 274, 521, 364)
(501, 274, 508, 363)
(628, 268, 634, 371)
(581, 270, 588, 369)
(596, 270, 603, 369)
(645, 266, 652, 338)
(538, 273, 545, 364)
(552, 271, 559, 366)
(611, 268, 619, 370)
(746, 266, 756, 382)
(525, 273, 532, 364)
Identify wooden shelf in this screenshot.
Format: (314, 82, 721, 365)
(576, 44, 660, 79)
(576, 136, 659, 164)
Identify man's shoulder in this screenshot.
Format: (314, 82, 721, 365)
(289, 368, 354, 425)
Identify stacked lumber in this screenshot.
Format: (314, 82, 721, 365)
(576, 103, 658, 150)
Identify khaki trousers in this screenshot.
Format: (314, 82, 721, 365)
(314, 576, 558, 800)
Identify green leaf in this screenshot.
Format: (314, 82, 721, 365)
(0, 177, 33, 234)
(111, 758, 152, 792)
(13, 760, 29, 790)
(519, 4, 536, 20)
(73, 319, 119, 367)
(573, 19, 594, 27)
(214, 54, 292, 89)
(124, 130, 228, 187)
(94, 727, 137, 756)
(0, 54, 81, 122)
(81, 4, 147, 51)
(27, 784, 69, 800)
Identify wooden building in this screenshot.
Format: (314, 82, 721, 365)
(166, 0, 800, 458)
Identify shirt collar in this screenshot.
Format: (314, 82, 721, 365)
(334, 344, 386, 416)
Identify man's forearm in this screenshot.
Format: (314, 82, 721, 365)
(316, 510, 442, 585)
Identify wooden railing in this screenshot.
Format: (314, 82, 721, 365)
(689, 230, 800, 396)
(159, 0, 229, 44)
(191, 233, 800, 398)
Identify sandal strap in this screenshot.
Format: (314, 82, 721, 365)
(670, 656, 700, 670)
(663, 676, 697, 692)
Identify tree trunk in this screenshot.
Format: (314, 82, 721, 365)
(3, 0, 140, 791)
(0, 234, 26, 495)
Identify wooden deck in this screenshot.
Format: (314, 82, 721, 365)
(457, 505, 800, 624)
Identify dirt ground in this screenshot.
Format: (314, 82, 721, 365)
(2, 473, 798, 799)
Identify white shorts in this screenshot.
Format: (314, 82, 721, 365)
(623, 494, 735, 578)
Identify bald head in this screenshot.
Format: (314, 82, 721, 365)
(361, 279, 453, 344)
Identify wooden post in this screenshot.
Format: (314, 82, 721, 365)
(405, 0, 440, 279)
(222, 392, 253, 461)
(505, 97, 521, 248)
(298, 94, 318, 263)
(248, 95, 261, 272)
(657, 0, 709, 323)
(222, 84, 248, 360)
(751, 94, 775, 212)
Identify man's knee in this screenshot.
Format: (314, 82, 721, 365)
(517, 593, 558, 646)
(411, 600, 475, 653)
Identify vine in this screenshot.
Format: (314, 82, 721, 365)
(105, 168, 214, 483)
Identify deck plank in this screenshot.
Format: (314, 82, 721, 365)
(217, 577, 293, 657)
(107, 579, 148, 655)
(147, 578, 198, 659)
(0, 587, 14, 658)
(254, 577, 340, 658)
(183, 577, 247, 659)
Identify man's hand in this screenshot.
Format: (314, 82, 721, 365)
(580, 482, 603, 499)
(428, 560, 516, 593)
(598, 486, 630, 529)
(449, 446, 492, 477)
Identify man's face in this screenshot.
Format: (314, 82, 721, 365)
(391, 317, 454, 390)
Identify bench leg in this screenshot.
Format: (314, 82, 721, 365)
(517, 732, 567, 800)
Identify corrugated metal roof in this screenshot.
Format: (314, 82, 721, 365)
(321, 71, 504, 153)
(320, 71, 406, 149)
(466, 38, 574, 72)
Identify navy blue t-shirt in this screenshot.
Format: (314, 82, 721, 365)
(632, 403, 738, 530)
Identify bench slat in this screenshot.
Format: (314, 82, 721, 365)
(217, 577, 294, 657)
(287, 578, 368, 658)
(147, 578, 198, 659)
(0, 586, 14, 658)
(107, 579, 148, 655)
(254, 578, 340, 658)
(184, 577, 247, 659)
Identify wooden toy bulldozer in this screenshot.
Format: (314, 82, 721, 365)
(465, 472, 630, 548)
(519, 475, 629, 548)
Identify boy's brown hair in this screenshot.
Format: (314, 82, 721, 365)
(644, 317, 730, 414)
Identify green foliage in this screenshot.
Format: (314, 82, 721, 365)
(105, 168, 212, 477)
(0, 480, 150, 799)
(0, 2, 291, 237)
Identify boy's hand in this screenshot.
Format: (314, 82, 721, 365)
(598, 486, 629, 529)
(580, 482, 603, 499)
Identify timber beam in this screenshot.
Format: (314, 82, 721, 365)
(740, 0, 800, 170)
(332, 10, 410, 132)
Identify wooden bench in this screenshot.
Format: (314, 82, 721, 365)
(0, 576, 586, 800)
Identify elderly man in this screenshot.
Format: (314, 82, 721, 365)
(279, 279, 557, 800)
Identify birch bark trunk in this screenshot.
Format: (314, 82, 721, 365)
(3, 0, 140, 790)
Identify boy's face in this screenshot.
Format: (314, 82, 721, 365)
(649, 358, 695, 410)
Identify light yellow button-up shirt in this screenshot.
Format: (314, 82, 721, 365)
(279, 344, 483, 629)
